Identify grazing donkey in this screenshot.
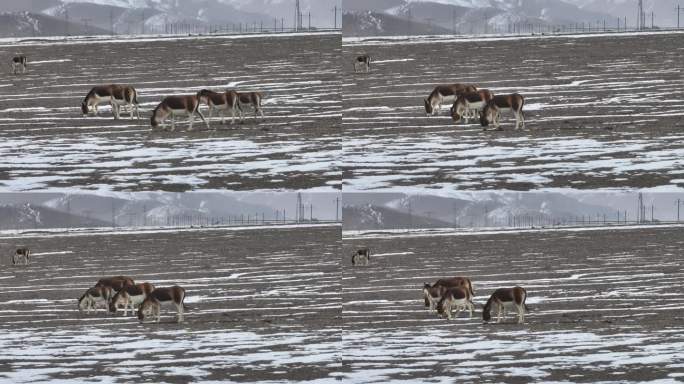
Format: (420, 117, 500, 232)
(353, 54, 372, 73)
(423, 277, 474, 311)
(482, 286, 529, 324)
(436, 287, 475, 320)
(196, 89, 242, 125)
(236, 91, 265, 120)
(81, 84, 140, 119)
(424, 84, 477, 116)
(351, 248, 371, 266)
(151, 95, 208, 131)
(78, 285, 113, 314)
(12, 247, 30, 265)
(450, 89, 495, 124)
(138, 286, 186, 323)
(479, 93, 525, 130)
(110, 282, 155, 316)
(11, 56, 27, 74)
(423, 277, 474, 313)
(96, 276, 135, 293)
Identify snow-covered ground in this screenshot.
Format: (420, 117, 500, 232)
(0, 225, 340, 382)
(342, 31, 684, 193)
(0, 33, 341, 192)
(342, 225, 684, 382)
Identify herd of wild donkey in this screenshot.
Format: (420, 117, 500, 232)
(10, 55, 265, 130)
(353, 54, 526, 130)
(352, 247, 530, 324)
(10, 247, 187, 323)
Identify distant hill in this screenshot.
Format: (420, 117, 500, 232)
(0, 203, 112, 230)
(343, 204, 451, 230)
(0, 11, 111, 37)
(343, 0, 614, 37)
(0, 0, 277, 37)
(343, 10, 452, 36)
(343, 192, 621, 230)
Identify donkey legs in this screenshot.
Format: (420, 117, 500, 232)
(176, 303, 184, 323)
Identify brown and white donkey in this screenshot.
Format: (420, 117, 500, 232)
(81, 84, 140, 120)
(424, 84, 477, 116)
(110, 282, 156, 316)
(197, 89, 243, 125)
(480, 93, 525, 130)
(138, 285, 186, 323)
(482, 286, 529, 324)
(151, 95, 209, 131)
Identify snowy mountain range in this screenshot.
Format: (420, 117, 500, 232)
(343, 191, 677, 230)
(0, 0, 340, 37)
(343, 0, 676, 36)
(0, 192, 338, 229)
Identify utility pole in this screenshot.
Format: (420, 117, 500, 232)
(295, 0, 301, 32)
(678, 5, 682, 29)
(335, 197, 340, 222)
(407, 199, 413, 232)
(141, 9, 145, 35)
(333, 6, 338, 29)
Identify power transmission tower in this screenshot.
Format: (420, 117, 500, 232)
(335, 196, 340, 222)
(333, 6, 338, 29)
(296, 192, 303, 222)
(295, 0, 301, 31)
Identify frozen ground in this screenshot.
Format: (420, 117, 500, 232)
(0, 225, 341, 383)
(0, 33, 341, 192)
(342, 32, 684, 192)
(342, 226, 684, 383)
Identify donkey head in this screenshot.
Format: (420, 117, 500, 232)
(80, 101, 89, 115)
(423, 98, 433, 115)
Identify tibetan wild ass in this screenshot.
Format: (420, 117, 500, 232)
(480, 93, 525, 130)
(354, 54, 371, 73)
(11, 56, 27, 74)
(482, 286, 529, 324)
(110, 282, 156, 316)
(81, 84, 140, 119)
(424, 84, 477, 116)
(95, 276, 135, 293)
(138, 285, 186, 323)
(78, 285, 113, 314)
(236, 91, 265, 120)
(150, 95, 208, 131)
(450, 89, 495, 124)
(436, 287, 475, 320)
(12, 247, 31, 265)
(423, 277, 474, 313)
(351, 248, 371, 266)
(196, 89, 243, 125)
